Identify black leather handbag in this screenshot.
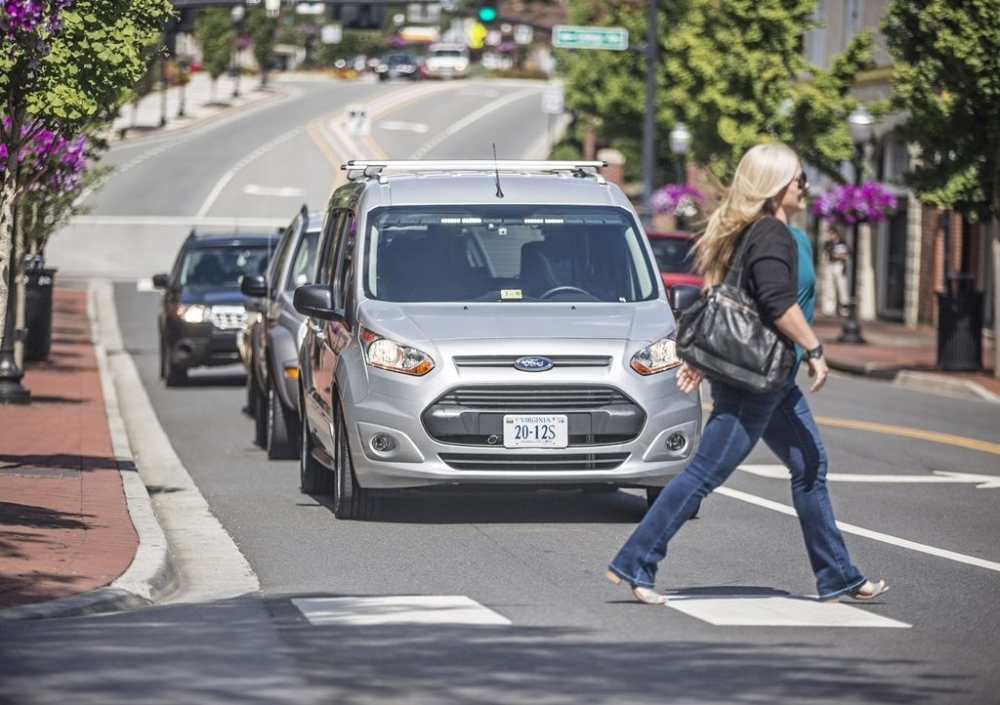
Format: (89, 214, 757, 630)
(676, 222, 796, 393)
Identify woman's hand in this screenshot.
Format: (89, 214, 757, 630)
(807, 355, 829, 393)
(677, 362, 704, 395)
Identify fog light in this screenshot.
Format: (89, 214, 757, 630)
(666, 433, 686, 452)
(370, 433, 397, 453)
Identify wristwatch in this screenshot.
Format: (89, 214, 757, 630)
(806, 344, 824, 360)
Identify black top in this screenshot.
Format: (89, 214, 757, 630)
(735, 216, 798, 322)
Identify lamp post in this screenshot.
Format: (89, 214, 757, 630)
(838, 104, 875, 344)
(668, 122, 691, 185)
(230, 5, 245, 99)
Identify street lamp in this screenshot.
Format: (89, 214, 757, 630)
(668, 122, 691, 184)
(230, 5, 245, 99)
(838, 104, 876, 344)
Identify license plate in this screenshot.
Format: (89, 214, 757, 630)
(503, 414, 568, 448)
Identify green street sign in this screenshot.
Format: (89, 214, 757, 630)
(551, 25, 629, 51)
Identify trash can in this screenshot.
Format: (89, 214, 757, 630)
(936, 275, 983, 371)
(24, 267, 56, 362)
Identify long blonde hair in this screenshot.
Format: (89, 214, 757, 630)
(695, 143, 800, 287)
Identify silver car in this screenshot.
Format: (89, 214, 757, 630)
(294, 160, 702, 520)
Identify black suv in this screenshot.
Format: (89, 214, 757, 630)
(241, 206, 323, 458)
(153, 230, 279, 386)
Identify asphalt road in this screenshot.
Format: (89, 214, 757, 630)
(3, 77, 999, 705)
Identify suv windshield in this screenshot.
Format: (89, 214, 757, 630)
(179, 245, 272, 287)
(365, 206, 658, 303)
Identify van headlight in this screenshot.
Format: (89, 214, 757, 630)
(361, 327, 434, 376)
(177, 303, 211, 323)
(630, 336, 683, 375)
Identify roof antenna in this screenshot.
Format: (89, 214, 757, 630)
(492, 143, 504, 198)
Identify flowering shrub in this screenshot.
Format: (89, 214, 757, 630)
(810, 181, 898, 225)
(651, 183, 704, 217)
(0, 116, 88, 193)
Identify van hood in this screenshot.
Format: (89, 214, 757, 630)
(359, 301, 675, 344)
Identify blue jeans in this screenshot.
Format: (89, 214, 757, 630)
(608, 379, 867, 600)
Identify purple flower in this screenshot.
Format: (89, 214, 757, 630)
(810, 181, 897, 224)
(651, 183, 704, 216)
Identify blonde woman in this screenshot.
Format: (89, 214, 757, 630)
(605, 143, 889, 605)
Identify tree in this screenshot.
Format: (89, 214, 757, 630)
(556, 0, 875, 183)
(193, 7, 236, 103)
(244, 5, 278, 87)
(883, 0, 1000, 377)
(0, 0, 173, 348)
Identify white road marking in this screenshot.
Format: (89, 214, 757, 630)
(292, 596, 511, 626)
(377, 119, 430, 133)
(242, 184, 306, 197)
(70, 215, 288, 228)
(716, 483, 1000, 573)
(739, 464, 1000, 488)
(667, 594, 910, 628)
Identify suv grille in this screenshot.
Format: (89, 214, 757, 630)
(211, 306, 247, 330)
(422, 385, 645, 447)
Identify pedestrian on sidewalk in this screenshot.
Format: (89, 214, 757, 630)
(604, 142, 889, 605)
(821, 223, 851, 317)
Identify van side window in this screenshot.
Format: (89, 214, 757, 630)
(332, 212, 357, 310)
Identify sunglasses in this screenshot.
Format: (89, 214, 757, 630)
(795, 172, 808, 190)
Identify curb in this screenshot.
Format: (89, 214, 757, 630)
(826, 357, 1000, 403)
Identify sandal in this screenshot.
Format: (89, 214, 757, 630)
(604, 569, 669, 605)
(823, 578, 889, 603)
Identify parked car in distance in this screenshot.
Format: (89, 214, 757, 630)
(241, 205, 324, 459)
(646, 230, 703, 294)
(420, 43, 470, 79)
(153, 230, 279, 386)
(374, 51, 420, 81)
(292, 159, 702, 520)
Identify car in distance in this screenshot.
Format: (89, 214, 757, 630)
(153, 230, 279, 386)
(646, 230, 703, 294)
(292, 159, 703, 520)
(241, 206, 324, 459)
(420, 43, 470, 79)
(374, 51, 420, 82)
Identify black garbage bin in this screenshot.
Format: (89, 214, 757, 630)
(24, 267, 57, 362)
(937, 276, 983, 371)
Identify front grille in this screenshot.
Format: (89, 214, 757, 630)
(438, 385, 630, 410)
(211, 306, 247, 330)
(423, 385, 645, 447)
(454, 355, 611, 369)
(439, 452, 629, 472)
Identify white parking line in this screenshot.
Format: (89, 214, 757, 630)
(292, 596, 512, 626)
(667, 594, 910, 628)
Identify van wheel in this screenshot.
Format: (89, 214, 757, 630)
(267, 384, 299, 460)
(251, 374, 268, 449)
(299, 387, 333, 496)
(332, 403, 374, 520)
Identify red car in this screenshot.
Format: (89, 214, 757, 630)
(646, 230, 703, 294)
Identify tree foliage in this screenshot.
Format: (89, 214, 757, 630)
(193, 7, 236, 84)
(883, 0, 1000, 222)
(557, 0, 875, 183)
(244, 5, 278, 86)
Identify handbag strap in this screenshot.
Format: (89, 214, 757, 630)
(722, 219, 764, 289)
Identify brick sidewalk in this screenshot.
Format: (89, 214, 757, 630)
(0, 287, 137, 610)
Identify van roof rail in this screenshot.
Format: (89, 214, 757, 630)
(343, 159, 608, 182)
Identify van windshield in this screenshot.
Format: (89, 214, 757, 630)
(364, 206, 658, 303)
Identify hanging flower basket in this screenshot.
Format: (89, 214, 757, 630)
(650, 184, 704, 217)
(810, 181, 898, 225)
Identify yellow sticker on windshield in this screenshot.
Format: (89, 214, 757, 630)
(501, 289, 523, 300)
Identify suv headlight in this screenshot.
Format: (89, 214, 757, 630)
(361, 327, 434, 376)
(177, 303, 211, 323)
(630, 336, 683, 375)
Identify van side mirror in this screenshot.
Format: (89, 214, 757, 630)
(293, 284, 346, 325)
(669, 284, 702, 314)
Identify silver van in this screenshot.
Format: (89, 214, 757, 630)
(294, 160, 702, 519)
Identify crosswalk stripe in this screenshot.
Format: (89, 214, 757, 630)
(292, 596, 512, 627)
(666, 594, 910, 628)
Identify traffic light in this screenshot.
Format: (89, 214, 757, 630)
(477, 2, 497, 24)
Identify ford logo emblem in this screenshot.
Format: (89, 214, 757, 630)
(514, 356, 554, 372)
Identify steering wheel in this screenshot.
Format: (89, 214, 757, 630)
(539, 286, 593, 300)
